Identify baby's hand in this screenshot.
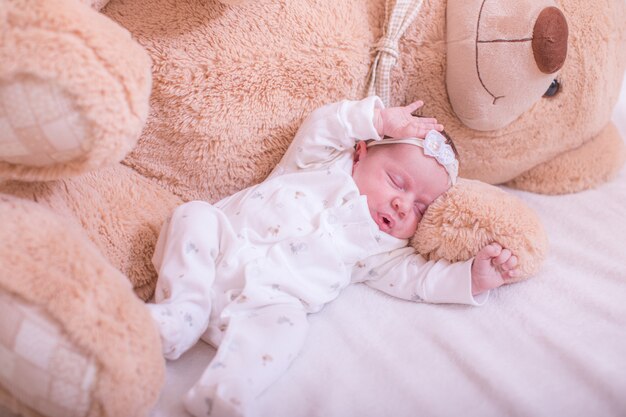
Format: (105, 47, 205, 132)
(471, 243, 519, 295)
(374, 100, 444, 139)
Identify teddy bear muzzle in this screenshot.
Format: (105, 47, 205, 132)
(446, 0, 569, 131)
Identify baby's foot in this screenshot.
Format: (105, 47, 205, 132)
(147, 303, 196, 360)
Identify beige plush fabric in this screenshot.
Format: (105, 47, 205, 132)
(0, 76, 90, 167)
(506, 122, 626, 193)
(0, 292, 95, 417)
(413, 179, 548, 279)
(446, 0, 568, 131)
(0, 0, 151, 181)
(0, 1, 623, 416)
(0, 195, 165, 417)
(390, 0, 626, 193)
(104, 0, 385, 202)
(0, 165, 184, 300)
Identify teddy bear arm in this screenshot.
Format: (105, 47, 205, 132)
(505, 122, 626, 194)
(412, 179, 548, 281)
(0, 194, 164, 417)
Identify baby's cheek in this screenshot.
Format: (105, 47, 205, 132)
(400, 217, 419, 239)
(412, 212, 422, 229)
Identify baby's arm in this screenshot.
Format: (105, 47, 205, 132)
(269, 96, 383, 177)
(374, 101, 444, 139)
(471, 243, 519, 295)
(357, 248, 485, 306)
(358, 244, 519, 306)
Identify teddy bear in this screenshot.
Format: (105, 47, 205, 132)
(0, 0, 623, 416)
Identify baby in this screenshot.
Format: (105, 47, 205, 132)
(148, 96, 519, 417)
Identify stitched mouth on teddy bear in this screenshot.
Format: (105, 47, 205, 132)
(474, 2, 567, 105)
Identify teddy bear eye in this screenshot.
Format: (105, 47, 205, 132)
(543, 79, 561, 97)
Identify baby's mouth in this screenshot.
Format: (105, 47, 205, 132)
(378, 213, 394, 232)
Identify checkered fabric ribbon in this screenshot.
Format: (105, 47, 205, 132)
(367, 0, 424, 106)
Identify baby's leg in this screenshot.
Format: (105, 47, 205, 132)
(184, 302, 308, 417)
(148, 201, 232, 360)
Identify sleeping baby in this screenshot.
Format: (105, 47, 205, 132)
(147, 96, 519, 417)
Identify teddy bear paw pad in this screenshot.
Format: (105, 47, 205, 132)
(0, 291, 96, 417)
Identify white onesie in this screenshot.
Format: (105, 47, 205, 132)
(148, 96, 487, 417)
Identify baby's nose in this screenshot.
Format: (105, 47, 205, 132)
(392, 198, 407, 217)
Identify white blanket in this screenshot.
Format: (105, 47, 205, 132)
(151, 74, 626, 417)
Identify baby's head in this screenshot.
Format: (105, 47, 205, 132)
(352, 131, 459, 239)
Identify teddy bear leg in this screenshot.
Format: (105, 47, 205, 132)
(0, 291, 97, 417)
(0, 194, 165, 417)
(506, 122, 626, 194)
(0, 0, 151, 182)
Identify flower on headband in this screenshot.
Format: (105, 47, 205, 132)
(423, 130, 459, 184)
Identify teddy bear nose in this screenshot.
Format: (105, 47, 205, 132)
(532, 6, 568, 74)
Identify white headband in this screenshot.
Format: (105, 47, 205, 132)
(367, 130, 459, 185)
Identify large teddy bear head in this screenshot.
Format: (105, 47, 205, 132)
(0, 0, 624, 416)
(388, 0, 626, 194)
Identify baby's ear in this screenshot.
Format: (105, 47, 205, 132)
(352, 141, 368, 169)
(411, 178, 548, 281)
(354, 141, 368, 158)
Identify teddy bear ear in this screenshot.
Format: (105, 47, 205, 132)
(411, 178, 548, 281)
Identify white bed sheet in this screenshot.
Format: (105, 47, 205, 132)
(150, 74, 626, 417)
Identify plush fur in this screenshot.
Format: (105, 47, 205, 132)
(0, 0, 623, 415)
(0, 0, 151, 181)
(0, 194, 164, 417)
(413, 179, 548, 279)
(105, 0, 385, 202)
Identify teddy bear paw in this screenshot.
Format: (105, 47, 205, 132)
(0, 76, 93, 170)
(0, 291, 96, 417)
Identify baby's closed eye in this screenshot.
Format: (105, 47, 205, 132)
(387, 173, 405, 190)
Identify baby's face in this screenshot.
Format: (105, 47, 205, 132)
(352, 142, 451, 239)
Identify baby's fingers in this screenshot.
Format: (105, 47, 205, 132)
(501, 255, 518, 271)
(405, 100, 424, 114)
(414, 116, 438, 125)
(476, 243, 502, 261)
(413, 125, 444, 138)
(413, 118, 444, 130)
(503, 269, 521, 280)
(493, 248, 512, 266)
